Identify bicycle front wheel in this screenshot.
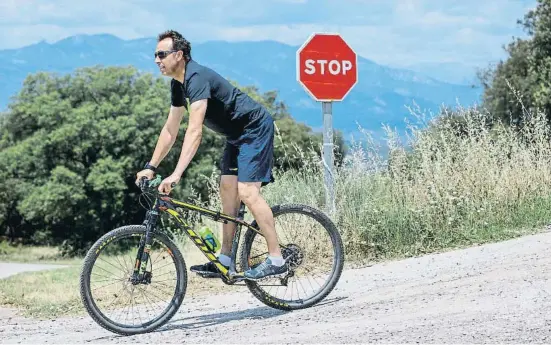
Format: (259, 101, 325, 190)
(79, 225, 187, 335)
(240, 203, 344, 310)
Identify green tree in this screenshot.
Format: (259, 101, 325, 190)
(0, 65, 346, 255)
(479, 0, 551, 126)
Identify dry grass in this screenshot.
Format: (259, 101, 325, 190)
(0, 242, 81, 265)
(258, 103, 551, 263)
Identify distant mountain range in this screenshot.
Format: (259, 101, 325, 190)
(0, 33, 483, 141)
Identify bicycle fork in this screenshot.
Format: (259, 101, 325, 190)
(131, 206, 159, 284)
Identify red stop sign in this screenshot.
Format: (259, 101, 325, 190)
(296, 33, 358, 102)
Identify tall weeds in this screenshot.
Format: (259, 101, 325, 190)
(181, 102, 551, 264)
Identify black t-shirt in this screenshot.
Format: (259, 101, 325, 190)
(171, 59, 267, 139)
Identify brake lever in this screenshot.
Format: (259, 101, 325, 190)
(138, 176, 149, 192)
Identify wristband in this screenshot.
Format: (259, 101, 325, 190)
(144, 162, 157, 171)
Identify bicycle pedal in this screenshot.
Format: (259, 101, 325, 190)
(244, 272, 288, 282)
(228, 275, 246, 283)
(195, 271, 222, 279)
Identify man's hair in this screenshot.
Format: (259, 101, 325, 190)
(157, 30, 191, 62)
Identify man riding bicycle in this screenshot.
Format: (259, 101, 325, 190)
(135, 30, 287, 280)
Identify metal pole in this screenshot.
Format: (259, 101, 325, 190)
(322, 101, 335, 216)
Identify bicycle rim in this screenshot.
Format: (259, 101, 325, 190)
(241, 203, 344, 310)
(79, 225, 187, 335)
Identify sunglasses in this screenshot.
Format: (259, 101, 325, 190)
(154, 50, 178, 59)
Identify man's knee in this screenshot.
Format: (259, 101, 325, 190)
(237, 182, 261, 205)
(220, 175, 238, 197)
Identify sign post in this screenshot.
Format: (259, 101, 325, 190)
(296, 33, 358, 216)
(322, 101, 335, 215)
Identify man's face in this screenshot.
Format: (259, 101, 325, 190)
(154, 38, 183, 76)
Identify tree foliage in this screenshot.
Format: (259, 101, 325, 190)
(0, 65, 345, 255)
(479, 0, 551, 126)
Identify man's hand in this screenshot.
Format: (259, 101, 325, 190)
(158, 174, 181, 194)
(135, 169, 155, 186)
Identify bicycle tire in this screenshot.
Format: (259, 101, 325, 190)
(79, 225, 187, 335)
(240, 203, 344, 311)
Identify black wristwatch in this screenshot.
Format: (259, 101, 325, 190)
(144, 162, 157, 171)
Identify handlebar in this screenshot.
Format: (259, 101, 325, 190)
(137, 175, 163, 193)
(137, 174, 177, 195)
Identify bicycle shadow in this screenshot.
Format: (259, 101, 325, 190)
(162, 305, 286, 331)
(90, 295, 347, 340)
(161, 295, 347, 332)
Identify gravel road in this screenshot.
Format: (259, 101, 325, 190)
(3, 231, 551, 344)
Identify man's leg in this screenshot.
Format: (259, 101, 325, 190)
(236, 115, 288, 280)
(237, 181, 281, 257)
(239, 181, 287, 280)
(218, 175, 240, 264)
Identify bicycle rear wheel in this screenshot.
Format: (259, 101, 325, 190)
(240, 203, 344, 310)
(79, 225, 187, 335)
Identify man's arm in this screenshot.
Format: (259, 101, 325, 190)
(148, 105, 185, 167)
(172, 99, 207, 177)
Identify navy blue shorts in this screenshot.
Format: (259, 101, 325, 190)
(220, 112, 275, 186)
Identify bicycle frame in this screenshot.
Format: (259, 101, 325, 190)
(132, 190, 264, 284)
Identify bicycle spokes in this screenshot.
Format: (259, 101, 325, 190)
(247, 210, 337, 302)
(88, 233, 178, 327)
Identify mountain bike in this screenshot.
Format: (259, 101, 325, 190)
(79, 174, 344, 335)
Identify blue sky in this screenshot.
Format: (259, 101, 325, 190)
(0, 0, 537, 83)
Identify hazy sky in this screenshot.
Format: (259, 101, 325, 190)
(0, 0, 537, 83)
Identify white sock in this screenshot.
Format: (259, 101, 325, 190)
(269, 255, 285, 267)
(218, 254, 231, 267)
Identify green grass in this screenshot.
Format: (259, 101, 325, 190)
(0, 264, 83, 318)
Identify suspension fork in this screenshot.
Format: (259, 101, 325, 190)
(228, 201, 247, 278)
(132, 201, 160, 284)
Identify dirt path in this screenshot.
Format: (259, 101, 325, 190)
(3, 232, 551, 343)
(0, 262, 68, 279)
